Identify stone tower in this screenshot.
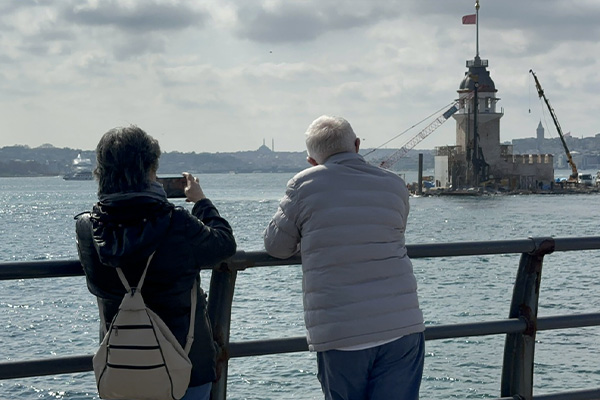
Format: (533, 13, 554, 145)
(452, 55, 503, 186)
(536, 121, 544, 141)
(434, 0, 554, 190)
(536, 121, 544, 152)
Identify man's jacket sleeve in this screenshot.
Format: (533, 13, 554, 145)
(263, 181, 301, 259)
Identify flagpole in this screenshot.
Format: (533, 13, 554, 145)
(475, 0, 480, 58)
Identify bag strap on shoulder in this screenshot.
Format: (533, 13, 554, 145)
(185, 280, 197, 353)
(115, 252, 155, 293)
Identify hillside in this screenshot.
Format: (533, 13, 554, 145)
(0, 144, 435, 177)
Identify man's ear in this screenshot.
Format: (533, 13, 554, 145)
(307, 156, 318, 166)
(355, 138, 360, 153)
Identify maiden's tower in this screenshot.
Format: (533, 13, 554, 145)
(434, 1, 554, 190)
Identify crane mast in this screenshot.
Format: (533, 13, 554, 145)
(529, 69, 578, 182)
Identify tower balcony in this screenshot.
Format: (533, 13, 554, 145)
(467, 58, 488, 68)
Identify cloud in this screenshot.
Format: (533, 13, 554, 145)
(74, 53, 112, 77)
(157, 64, 226, 88)
(18, 26, 76, 57)
(62, 0, 209, 34)
(113, 34, 167, 60)
(0, 54, 15, 64)
(234, 1, 404, 44)
(0, 0, 50, 16)
(162, 92, 230, 111)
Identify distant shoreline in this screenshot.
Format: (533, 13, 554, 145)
(0, 145, 436, 177)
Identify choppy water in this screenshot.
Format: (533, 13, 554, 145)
(1, 172, 599, 399)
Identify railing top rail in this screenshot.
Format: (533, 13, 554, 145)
(2, 236, 600, 281)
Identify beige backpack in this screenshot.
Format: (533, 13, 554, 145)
(93, 252, 197, 400)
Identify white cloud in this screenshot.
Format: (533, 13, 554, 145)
(63, 0, 208, 33)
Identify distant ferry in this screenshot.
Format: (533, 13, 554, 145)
(63, 154, 93, 180)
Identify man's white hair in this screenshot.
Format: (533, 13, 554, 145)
(305, 115, 357, 164)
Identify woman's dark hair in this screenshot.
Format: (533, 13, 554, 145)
(94, 126, 161, 195)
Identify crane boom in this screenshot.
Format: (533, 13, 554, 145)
(379, 91, 474, 170)
(529, 69, 578, 182)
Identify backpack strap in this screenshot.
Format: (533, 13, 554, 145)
(115, 251, 197, 355)
(115, 251, 155, 293)
(184, 280, 197, 354)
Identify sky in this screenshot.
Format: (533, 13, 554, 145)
(1, 0, 599, 153)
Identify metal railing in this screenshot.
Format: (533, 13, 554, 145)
(1, 236, 600, 400)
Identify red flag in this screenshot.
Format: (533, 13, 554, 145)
(462, 14, 476, 24)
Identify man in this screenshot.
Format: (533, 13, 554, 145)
(264, 115, 425, 400)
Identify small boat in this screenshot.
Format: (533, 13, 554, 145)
(63, 154, 93, 180)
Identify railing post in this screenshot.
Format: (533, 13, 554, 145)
(207, 259, 238, 400)
(500, 237, 555, 399)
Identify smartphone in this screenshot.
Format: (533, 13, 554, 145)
(156, 176, 187, 198)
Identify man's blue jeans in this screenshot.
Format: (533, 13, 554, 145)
(316, 332, 425, 400)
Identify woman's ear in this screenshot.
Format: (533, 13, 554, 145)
(307, 156, 318, 166)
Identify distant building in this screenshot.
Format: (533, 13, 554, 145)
(536, 120, 544, 149)
(257, 139, 272, 154)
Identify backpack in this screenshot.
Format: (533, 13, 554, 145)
(93, 252, 197, 400)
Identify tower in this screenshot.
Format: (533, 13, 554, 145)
(451, 0, 503, 186)
(536, 120, 544, 153)
(452, 59, 503, 185)
(536, 120, 544, 150)
(434, 1, 554, 190)
(536, 121, 544, 141)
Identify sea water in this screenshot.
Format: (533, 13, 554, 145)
(1, 172, 599, 399)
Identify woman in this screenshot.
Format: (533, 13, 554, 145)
(76, 125, 236, 399)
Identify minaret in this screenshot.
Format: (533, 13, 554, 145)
(452, 0, 503, 187)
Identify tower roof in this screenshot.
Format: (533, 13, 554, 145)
(459, 57, 496, 93)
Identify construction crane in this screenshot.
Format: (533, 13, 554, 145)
(379, 91, 475, 170)
(529, 69, 578, 182)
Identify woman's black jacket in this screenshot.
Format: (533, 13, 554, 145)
(76, 196, 236, 387)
